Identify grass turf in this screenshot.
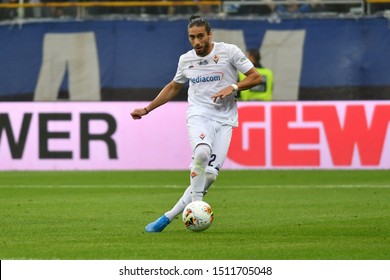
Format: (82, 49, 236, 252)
(0, 170, 389, 260)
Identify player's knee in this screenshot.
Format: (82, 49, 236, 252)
(194, 144, 211, 167)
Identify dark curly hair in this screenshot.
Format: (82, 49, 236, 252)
(188, 15, 211, 34)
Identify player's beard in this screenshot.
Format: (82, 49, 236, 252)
(195, 41, 210, 57)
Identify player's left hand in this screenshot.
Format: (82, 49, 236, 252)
(211, 86, 235, 102)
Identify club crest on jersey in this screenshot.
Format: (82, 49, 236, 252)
(213, 54, 219, 64)
(199, 133, 206, 140)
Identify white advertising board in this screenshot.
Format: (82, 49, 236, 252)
(1, 101, 389, 170)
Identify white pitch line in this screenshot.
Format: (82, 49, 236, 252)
(0, 184, 183, 189)
(0, 184, 389, 189)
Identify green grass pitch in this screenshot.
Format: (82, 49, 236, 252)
(0, 170, 389, 260)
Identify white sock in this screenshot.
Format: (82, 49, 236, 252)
(204, 172, 217, 195)
(190, 144, 211, 201)
(164, 186, 191, 221)
(164, 172, 217, 221)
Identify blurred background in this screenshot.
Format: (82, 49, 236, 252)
(0, 0, 389, 102)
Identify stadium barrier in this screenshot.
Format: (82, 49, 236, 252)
(0, 1, 222, 20)
(1, 0, 386, 18)
(366, 0, 390, 13)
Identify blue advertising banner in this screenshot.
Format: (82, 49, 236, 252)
(0, 17, 389, 100)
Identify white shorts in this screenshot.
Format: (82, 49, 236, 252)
(187, 115, 233, 175)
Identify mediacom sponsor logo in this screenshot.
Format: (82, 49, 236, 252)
(189, 73, 222, 84)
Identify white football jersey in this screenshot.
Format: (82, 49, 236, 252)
(173, 42, 253, 127)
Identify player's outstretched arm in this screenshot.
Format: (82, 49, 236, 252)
(130, 81, 183, 120)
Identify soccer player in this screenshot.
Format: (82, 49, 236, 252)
(130, 15, 262, 232)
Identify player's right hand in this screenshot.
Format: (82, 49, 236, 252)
(130, 108, 148, 120)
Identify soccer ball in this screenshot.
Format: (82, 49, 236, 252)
(182, 201, 214, 232)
